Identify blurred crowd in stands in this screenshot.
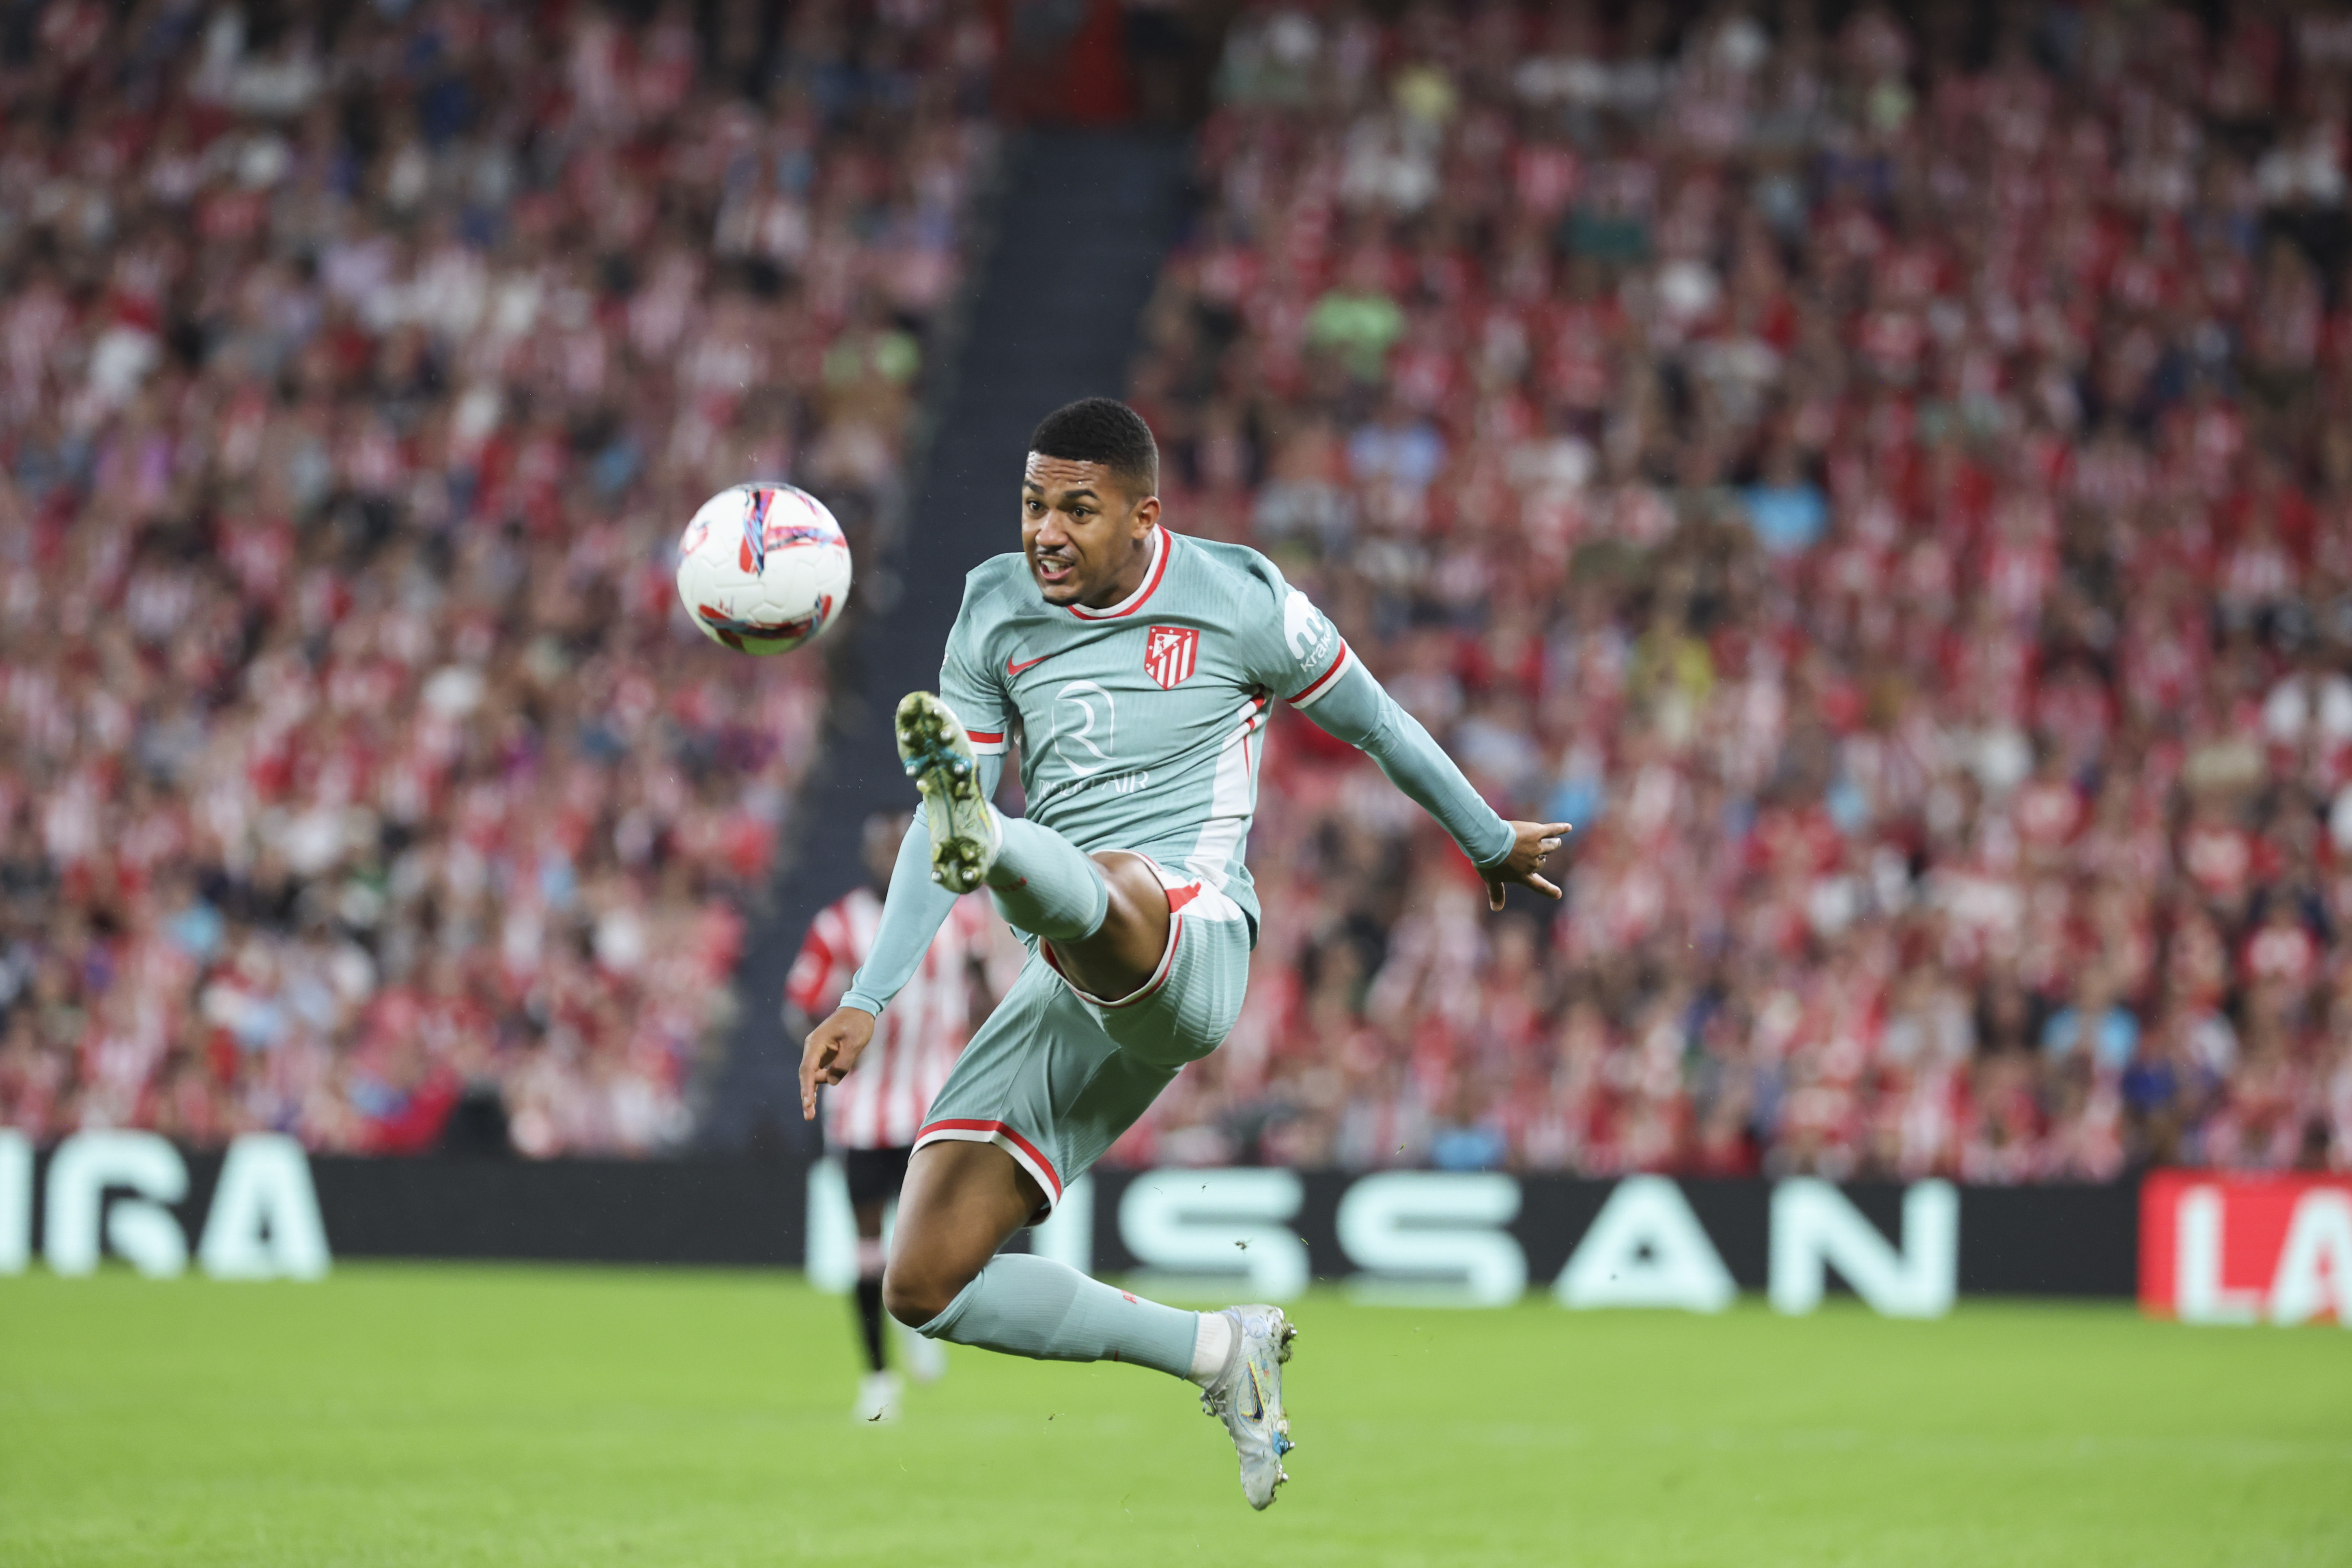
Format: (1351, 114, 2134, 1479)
(1115, 0, 2352, 1180)
(10, 0, 2352, 1185)
(0, 0, 995, 1153)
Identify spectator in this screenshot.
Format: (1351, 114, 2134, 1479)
(0, 0, 999, 1155)
(1111, 0, 2352, 1182)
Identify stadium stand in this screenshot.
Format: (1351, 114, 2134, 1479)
(9, 0, 2351, 1186)
(0, 0, 996, 1154)
(1113, 0, 2352, 1180)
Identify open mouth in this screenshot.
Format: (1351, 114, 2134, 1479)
(1033, 552, 1075, 588)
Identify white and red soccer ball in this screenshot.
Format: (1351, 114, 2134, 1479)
(675, 483, 852, 656)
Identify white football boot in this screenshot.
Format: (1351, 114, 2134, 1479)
(895, 691, 1001, 893)
(1200, 1304, 1298, 1510)
(853, 1370, 902, 1424)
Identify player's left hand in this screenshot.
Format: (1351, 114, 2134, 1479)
(1483, 820, 1573, 911)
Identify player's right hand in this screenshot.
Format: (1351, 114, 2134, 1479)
(799, 1006, 877, 1121)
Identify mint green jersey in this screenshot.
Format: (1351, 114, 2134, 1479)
(938, 527, 1358, 937)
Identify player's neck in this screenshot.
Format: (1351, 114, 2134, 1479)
(1078, 527, 1159, 611)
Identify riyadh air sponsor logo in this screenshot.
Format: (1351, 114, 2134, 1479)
(1283, 589, 1334, 667)
(1052, 680, 1117, 776)
(1145, 625, 1200, 690)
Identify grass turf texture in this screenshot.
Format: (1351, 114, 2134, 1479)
(2, 1267, 2346, 1567)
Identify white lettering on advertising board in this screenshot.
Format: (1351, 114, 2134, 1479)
(1337, 1171, 1526, 1307)
(1119, 1168, 1309, 1301)
(8, 1132, 331, 1280)
(1556, 1175, 1736, 1312)
(1769, 1179, 1957, 1318)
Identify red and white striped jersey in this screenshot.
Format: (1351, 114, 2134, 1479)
(788, 887, 991, 1150)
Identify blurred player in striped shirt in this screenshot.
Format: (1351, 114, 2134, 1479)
(784, 813, 1002, 1420)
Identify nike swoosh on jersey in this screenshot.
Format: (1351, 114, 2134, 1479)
(1005, 650, 1055, 676)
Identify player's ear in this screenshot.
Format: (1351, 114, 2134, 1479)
(1132, 492, 1160, 536)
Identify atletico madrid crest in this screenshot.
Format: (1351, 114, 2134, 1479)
(1144, 624, 1200, 690)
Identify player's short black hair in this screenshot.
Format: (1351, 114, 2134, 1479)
(1028, 397, 1158, 497)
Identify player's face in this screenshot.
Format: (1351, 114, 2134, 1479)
(1021, 454, 1159, 608)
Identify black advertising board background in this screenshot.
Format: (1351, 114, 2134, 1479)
(1949, 1181, 2139, 1296)
(1079, 1172, 2137, 1297)
(309, 1158, 807, 1266)
(15, 1147, 2138, 1297)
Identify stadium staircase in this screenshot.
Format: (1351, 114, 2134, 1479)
(701, 131, 1194, 1153)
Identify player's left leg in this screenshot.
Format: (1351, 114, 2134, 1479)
(895, 692, 1168, 1000)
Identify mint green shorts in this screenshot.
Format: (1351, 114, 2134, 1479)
(911, 875, 1251, 1214)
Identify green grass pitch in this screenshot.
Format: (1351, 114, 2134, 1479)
(2, 1265, 2346, 1567)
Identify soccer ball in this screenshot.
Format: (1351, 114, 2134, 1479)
(675, 483, 852, 655)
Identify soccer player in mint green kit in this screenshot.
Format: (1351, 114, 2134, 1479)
(798, 398, 1570, 1509)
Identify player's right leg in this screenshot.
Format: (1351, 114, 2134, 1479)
(884, 912, 1296, 1507)
(895, 691, 1168, 1000)
(880, 1139, 1199, 1375)
(881, 1139, 1297, 1508)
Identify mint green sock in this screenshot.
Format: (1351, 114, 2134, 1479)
(985, 814, 1110, 942)
(917, 1253, 1199, 1378)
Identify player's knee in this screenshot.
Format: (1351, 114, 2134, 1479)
(1088, 849, 1151, 889)
(881, 1256, 970, 1329)
(1089, 851, 1165, 931)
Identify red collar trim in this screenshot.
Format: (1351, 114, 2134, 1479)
(1066, 527, 1169, 621)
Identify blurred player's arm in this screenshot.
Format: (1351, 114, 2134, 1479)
(1294, 658, 1569, 910)
(799, 755, 1004, 1117)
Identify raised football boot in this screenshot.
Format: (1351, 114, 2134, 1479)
(895, 691, 1001, 893)
(1200, 1304, 1298, 1510)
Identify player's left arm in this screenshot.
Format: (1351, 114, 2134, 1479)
(1298, 658, 1571, 909)
(1249, 573, 1567, 908)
